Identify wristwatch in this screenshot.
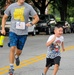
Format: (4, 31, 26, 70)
(30, 23, 33, 26)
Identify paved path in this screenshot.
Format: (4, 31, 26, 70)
(0, 33, 74, 75)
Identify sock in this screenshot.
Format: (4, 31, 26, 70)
(10, 64, 14, 69)
(15, 55, 18, 58)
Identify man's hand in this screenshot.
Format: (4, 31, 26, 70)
(26, 23, 32, 27)
(1, 14, 8, 35)
(1, 29, 6, 35)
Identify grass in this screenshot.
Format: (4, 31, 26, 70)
(69, 17, 74, 22)
(56, 17, 74, 23)
(56, 17, 60, 22)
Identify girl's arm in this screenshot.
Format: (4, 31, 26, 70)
(46, 35, 56, 47)
(61, 42, 65, 52)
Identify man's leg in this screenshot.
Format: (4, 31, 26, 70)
(9, 46, 16, 75)
(9, 46, 16, 69)
(14, 35, 27, 66)
(52, 64, 59, 75)
(15, 48, 22, 56)
(15, 49, 22, 66)
(8, 32, 18, 75)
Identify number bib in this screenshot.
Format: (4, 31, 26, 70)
(16, 21, 25, 30)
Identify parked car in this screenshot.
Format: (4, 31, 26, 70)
(35, 14, 56, 35)
(57, 21, 71, 34)
(47, 18, 56, 34)
(1, 17, 36, 36)
(70, 22, 74, 33)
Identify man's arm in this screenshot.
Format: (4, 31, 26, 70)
(1, 14, 8, 35)
(26, 14, 39, 27)
(31, 14, 39, 25)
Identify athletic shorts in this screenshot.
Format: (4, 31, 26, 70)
(46, 56, 61, 67)
(8, 32, 27, 50)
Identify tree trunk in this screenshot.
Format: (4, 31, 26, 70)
(59, 10, 65, 21)
(40, 7, 46, 14)
(60, 0, 67, 21)
(59, 9, 67, 21)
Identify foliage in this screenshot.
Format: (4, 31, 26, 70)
(0, 0, 6, 9)
(67, 0, 74, 17)
(0, 0, 74, 22)
(27, 0, 54, 14)
(51, 0, 74, 21)
(0, 0, 14, 9)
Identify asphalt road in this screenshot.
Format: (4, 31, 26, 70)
(0, 33, 74, 75)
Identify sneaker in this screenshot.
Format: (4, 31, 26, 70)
(8, 69, 14, 75)
(42, 73, 46, 75)
(15, 57, 20, 66)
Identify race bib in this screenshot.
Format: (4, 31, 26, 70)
(16, 21, 25, 30)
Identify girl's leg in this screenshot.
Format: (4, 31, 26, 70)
(43, 66, 49, 75)
(52, 64, 59, 75)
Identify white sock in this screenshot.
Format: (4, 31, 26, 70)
(10, 64, 14, 69)
(15, 55, 18, 58)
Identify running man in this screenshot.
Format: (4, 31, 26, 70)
(1, 0, 39, 75)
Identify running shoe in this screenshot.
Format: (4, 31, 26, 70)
(15, 57, 20, 66)
(42, 73, 46, 75)
(8, 69, 14, 75)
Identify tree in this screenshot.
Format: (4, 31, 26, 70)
(52, 0, 74, 21)
(0, 0, 14, 17)
(52, 0, 68, 21)
(0, 0, 7, 9)
(1, 0, 73, 21)
(30, 0, 54, 14)
(28, 0, 68, 21)
(30, 0, 74, 21)
(67, 0, 74, 18)
(0, 0, 14, 9)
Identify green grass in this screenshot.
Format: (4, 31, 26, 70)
(70, 17, 74, 22)
(56, 17, 60, 22)
(56, 17, 74, 23)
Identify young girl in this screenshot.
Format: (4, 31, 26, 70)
(42, 25, 65, 75)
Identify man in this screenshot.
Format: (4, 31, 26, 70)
(1, 0, 39, 75)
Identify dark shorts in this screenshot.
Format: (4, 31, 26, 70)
(46, 56, 61, 67)
(8, 32, 27, 50)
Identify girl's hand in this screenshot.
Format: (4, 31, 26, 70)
(62, 48, 65, 52)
